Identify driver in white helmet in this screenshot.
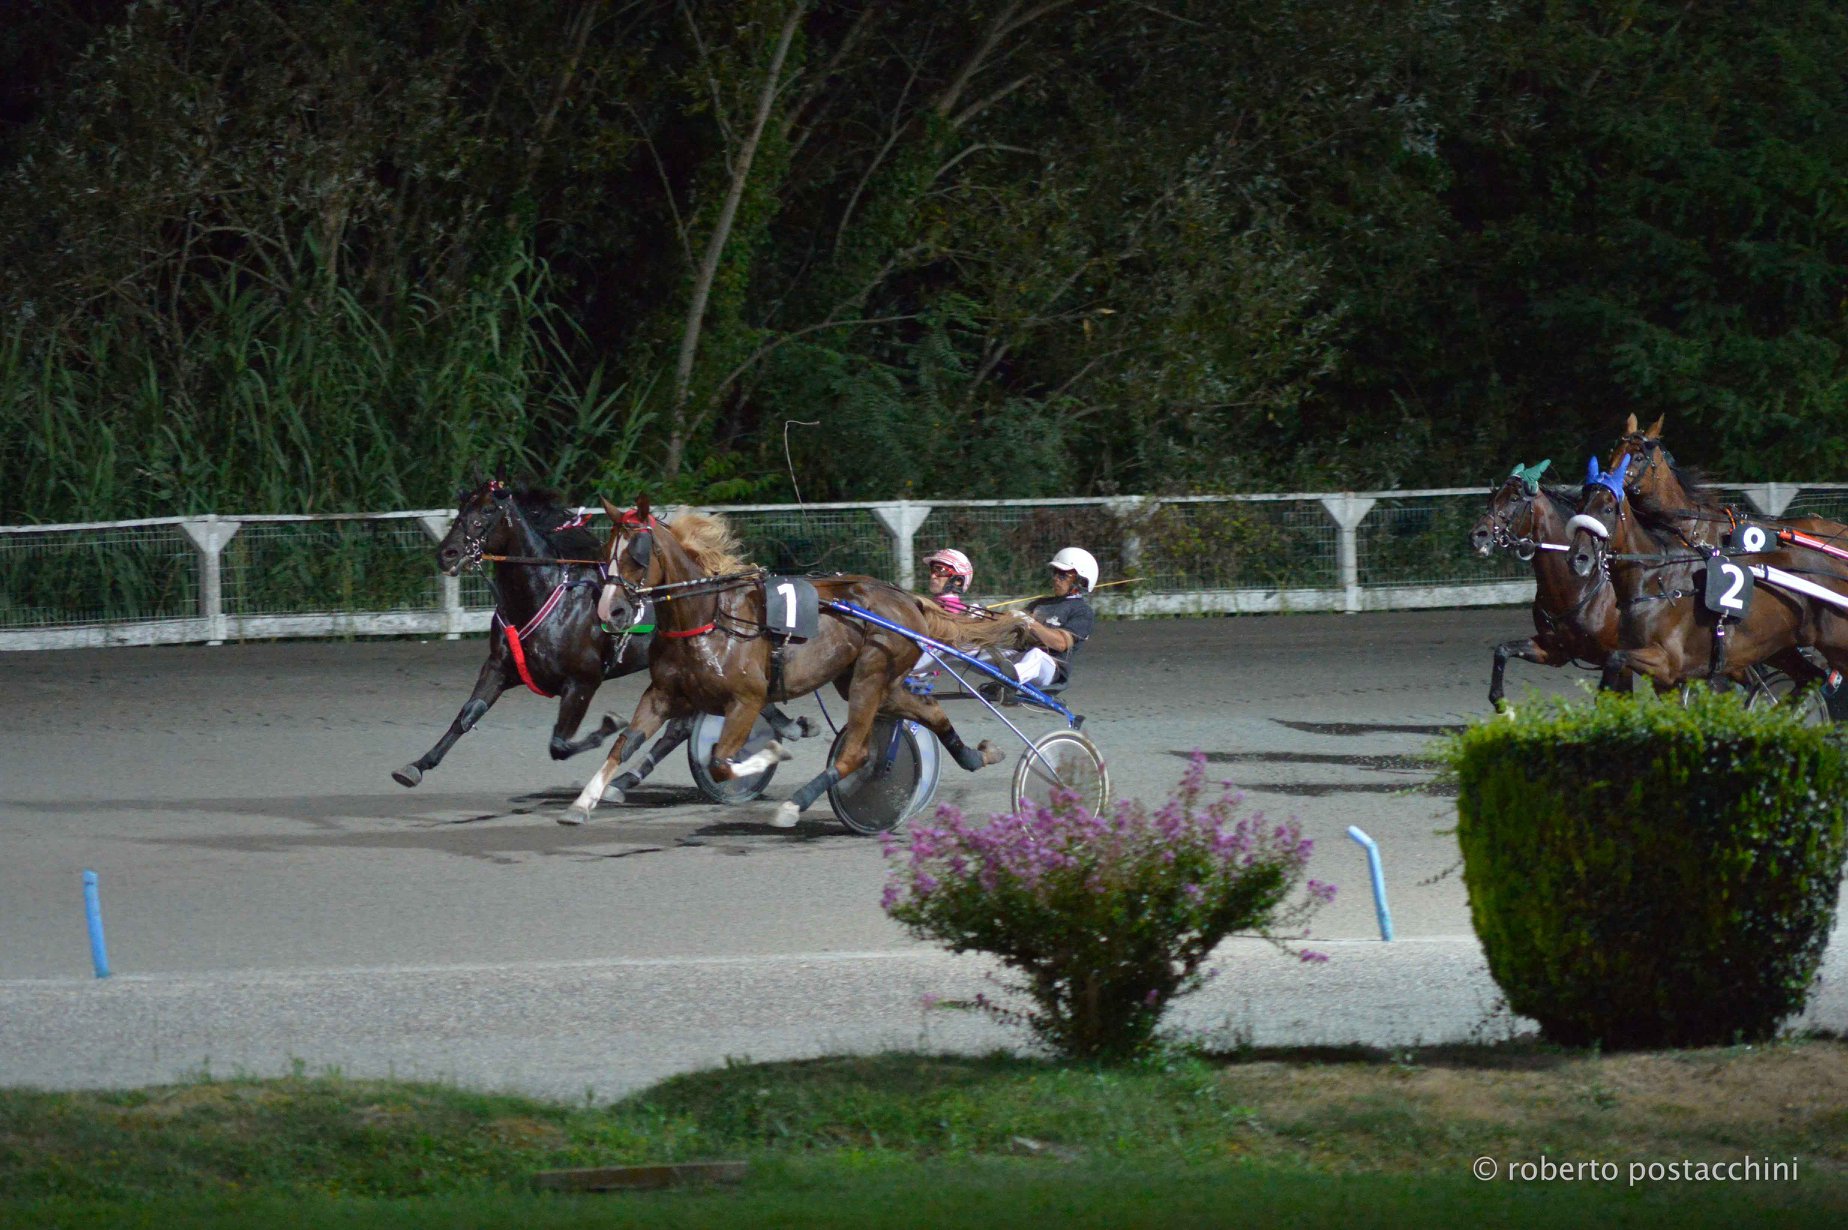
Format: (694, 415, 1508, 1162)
(1007, 546, 1098, 689)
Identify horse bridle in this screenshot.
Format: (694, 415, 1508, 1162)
(1484, 478, 1549, 560)
(452, 481, 517, 571)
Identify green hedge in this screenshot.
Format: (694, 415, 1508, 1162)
(1437, 689, 1848, 1049)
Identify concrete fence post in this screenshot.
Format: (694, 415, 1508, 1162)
(1106, 496, 1150, 615)
(418, 515, 464, 639)
(178, 515, 242, 645)
(872, 500, 933, 590)
(1738, 483, 1799, 519)
(1318, 495, 1377, 614)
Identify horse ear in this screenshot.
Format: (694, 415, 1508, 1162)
(1623, 413, 1638, 435)
(1645, 415, 1664, 439)
(1586, 456, 1602, 483)
(600, 497, 623, 524)
(637, 495, 652, 521)
(1613, 453, 1632, 483)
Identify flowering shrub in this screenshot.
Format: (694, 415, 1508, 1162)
(882, 753, 1335, 1061)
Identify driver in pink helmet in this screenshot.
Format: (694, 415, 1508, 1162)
(921, 547, 976, 613)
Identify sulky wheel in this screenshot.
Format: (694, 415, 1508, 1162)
(687, 710, 779, 803)
(1011, 729, 1109, 817)
(827, 716, 941, 835)
(1742, 664, 1836, 726)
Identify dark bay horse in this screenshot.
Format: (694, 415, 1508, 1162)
(563, 498, 1026, 829)
(393, 480, 644, 788)
(1469, 459, 1625, 708)
(1567, 456, 1848, 693)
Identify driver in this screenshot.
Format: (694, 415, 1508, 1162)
(922, 547, 977, 613)
(1008, 546, 1097, 689)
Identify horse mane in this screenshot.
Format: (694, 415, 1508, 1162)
(512, 485, 600, 560)
(666, 511, 752, 574)
(1656, 453, 1722, 510)
(1538, 487, 1579, 522)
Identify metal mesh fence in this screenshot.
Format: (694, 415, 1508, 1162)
(0, 524, 197, 628)
(224, 519, 442, 616)
(720, 507, 897, 578)
(917, 503, 1125, 597)
(1786, 490, 1848, 525)
(1359, 494, 1527, 587)
(1139, 500, 1338, 591)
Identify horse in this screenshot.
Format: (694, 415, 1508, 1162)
(1566, 455, 1848, 694)
(1606, 414, 1846, 701)
(1468, 459, 1627, 708)
(393, 479, 644, 788)
(562, 497, 1027, 829)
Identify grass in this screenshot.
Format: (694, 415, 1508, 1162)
(3, 1037, 1844, 1227)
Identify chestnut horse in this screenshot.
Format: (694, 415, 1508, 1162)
(1606, 415, 1845, 701)
(1567, 456, 1848, 693)
(394, 480, 642, 787)
(1469, 459, 1626, 708)
(562, 498, 1027, 829)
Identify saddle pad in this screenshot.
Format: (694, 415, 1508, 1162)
(765, 575, 820, 641)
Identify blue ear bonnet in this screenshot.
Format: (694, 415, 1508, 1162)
(1583, 454, 1630, 504)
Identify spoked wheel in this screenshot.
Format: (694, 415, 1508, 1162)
(827, 716, 942, 835)
(1742, 665, 1836, 726)
(1011, 729, 1109, 816)
(687, 710, 779, 803)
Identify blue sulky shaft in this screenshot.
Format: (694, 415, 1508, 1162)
(820, 599, 1079, 727)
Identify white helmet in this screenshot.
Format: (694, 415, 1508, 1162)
(1048, 546, 1098, 591)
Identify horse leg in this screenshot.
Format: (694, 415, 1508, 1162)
(707, 699, 795, 784)
(548, 677, 624, 760)
(393, 659, 510, 787)
(770, 655, 899, 828)
(882, 687, 1003, 770)
(1489, 637, 1572, 711)
(763, 704, 816, 741)
(560, 687, 674, 826)
(604, 716, 694, 802)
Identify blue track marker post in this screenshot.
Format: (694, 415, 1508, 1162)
(82, 869, 111, 978)
(1345, 827, 1395, 942)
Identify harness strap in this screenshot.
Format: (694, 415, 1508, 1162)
(492, 580, 593, 698)
(659, 622, 717, 639)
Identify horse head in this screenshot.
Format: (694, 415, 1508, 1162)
(437, 477, 520, 576)
(1472, 460, 1552, 557)
(595, 496, 664, 632)
(1610, 413, 1669, 497)
(1567, 454, 1630, 578)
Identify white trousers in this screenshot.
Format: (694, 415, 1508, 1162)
(1012, 647, 1060, 687)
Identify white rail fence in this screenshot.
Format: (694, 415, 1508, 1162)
(4, 484, 1845, 651)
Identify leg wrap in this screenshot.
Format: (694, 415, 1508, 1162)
(457, 698, 489, 733)
(790, 766, 843, 810)
(943, 732, 986, 772)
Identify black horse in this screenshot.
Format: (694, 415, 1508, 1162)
(393, 480, 645, 788)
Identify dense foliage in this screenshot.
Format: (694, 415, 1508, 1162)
(1438, 688, 1848, 1049)
(882, 755, 1334, 1061)
(3, 1, 1845, 521)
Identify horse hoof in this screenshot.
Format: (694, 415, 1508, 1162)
(393, 765, 423, 788)
(771, 802, 801, 829)
(605, 773, 638, 803)
(558, 808, 589, 827)
(770, 740, 795, 764)
(977, 740, 1005, 767)
(792, 716, 816, 739)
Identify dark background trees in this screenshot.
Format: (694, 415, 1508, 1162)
(2, 0, 1843, 520)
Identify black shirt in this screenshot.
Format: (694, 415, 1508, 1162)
(1024, 592, 1094, 681)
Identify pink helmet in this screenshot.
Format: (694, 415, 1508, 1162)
(922, 548, 973, 592)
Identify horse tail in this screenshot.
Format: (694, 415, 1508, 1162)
(905, 593, 1022, 651)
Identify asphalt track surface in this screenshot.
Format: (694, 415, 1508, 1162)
(3, 610, 1843, 1100)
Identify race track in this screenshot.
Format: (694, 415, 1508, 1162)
(3, 610, 1843, 1098)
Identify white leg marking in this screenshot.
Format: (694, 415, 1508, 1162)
(771, 801, 801, 828)
(563, 763, 615, 825)
(728, 740, 791, 778)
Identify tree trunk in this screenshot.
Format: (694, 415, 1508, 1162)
(664, 2, 806, 481)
